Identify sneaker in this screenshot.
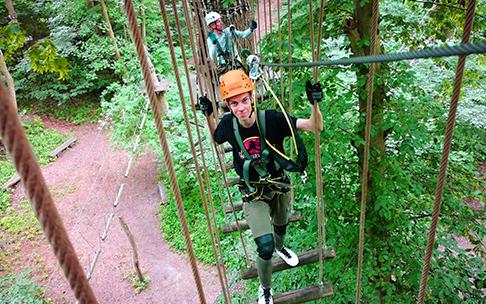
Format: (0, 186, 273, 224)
(258, 285, 273, 304)
(275, 246, 299, 267)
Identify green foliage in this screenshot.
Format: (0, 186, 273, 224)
(123, 271, 151, 294)
(27, 39, 70, 79)
(0, 199, 41, 237)
(0, 21, 27, 61)
(0, 271, 51, 304)
(0, 189, 12, 212)
(20, 99, 101, 124)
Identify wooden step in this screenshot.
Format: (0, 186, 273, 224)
(221, 213, 301, 233)
(224, 201, 243, 213)
(241, 248, 335, 280)
(272, 283, 334, 304)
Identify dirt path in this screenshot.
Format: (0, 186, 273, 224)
(10, 118, 221, 303)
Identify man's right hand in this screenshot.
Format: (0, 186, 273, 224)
(199, 96, 214, 116)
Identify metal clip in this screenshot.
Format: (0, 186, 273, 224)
(300, 171, 308, 185)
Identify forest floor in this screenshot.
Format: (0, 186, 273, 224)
(6, 116, 221, 303)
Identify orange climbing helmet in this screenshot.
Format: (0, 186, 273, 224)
(220, 70, 254, 100)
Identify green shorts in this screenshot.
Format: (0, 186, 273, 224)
(242, 188, 291, 239)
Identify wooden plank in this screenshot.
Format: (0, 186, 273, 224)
(224, 201, 243, 213)
(2, 137, 77, 189)
(222, 213, 301, 233)
(224, 162, 234, 170)
(158, 181, 169, 204)
(241, 248, 336, 280)
(272, 283, 334, 304)
(48, 137, 77, 158)
(1, 174, 20, 189)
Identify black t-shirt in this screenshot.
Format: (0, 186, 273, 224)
(214, 110, 298, 181)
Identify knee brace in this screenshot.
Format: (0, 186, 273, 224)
(274, 223, 287, 236)
(254, 233, 274, 260)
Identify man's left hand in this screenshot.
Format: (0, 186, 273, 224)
(305, 80, 323, 105)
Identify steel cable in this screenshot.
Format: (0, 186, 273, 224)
(261, 41, 486, 68)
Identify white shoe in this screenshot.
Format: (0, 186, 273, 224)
(258, 285, 273, 304)
(275, 246, 299, 267)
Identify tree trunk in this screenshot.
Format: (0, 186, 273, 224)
(344, 0, 388, 300)
(5, 0, 17, 20)
(100, 0, 122, 60)
(0, 49, 17, 112)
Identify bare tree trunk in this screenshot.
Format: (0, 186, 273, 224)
(100, 0, 122, 60)
(0, 49, 17, 112)
(118, 216, 145, 282)
(5, 0, 17, 20)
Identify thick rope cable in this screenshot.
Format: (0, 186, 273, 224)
(308, 0, 325, 285)
(277, 0, 284, 104)
(355, 0, 379, 302)
(311, 0, 328, 286)
(190, 1, 230, 218)
(286, 0, 296, 212)
(257, 0, 262, 54)
(186, 1, 234, 271)
(161, 0, 232, 302)
(192, 0, 251, 266)
(261, 41, 486, 68)
(123, 1, 206, 302)
(417, 1, 476, 302)
(0, 84, 98, 303)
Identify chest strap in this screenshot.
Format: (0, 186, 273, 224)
(233, 113, 270, 192)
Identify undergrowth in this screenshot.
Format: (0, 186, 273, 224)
(0, 270, 52, 304)
(19, 99, 101, 125)
(0, 118, 66, 303)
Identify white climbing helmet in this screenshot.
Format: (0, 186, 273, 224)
(205, 12, 221, 26)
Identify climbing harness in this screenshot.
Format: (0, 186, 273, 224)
(208, 30, 246, 75)
(233, 108, 308, 197)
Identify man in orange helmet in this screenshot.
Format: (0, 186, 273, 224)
(199, 70, 323, 304)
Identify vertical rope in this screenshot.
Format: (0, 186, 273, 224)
(192, 0, 251, 266)
(257, 0, 262, 54)
(123, 1, 206, 302)
(0, 84, 98, 304)
(355, 0, 379, 302)
(314, 0, 328, 287)
(268, 0, 273, 62)
(308, 0, 326, 285)
(287, 0, 296, 212)
(417, 1, 476, 302)
(277, 0, 284, 104)
(168, 0, 233, 302)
